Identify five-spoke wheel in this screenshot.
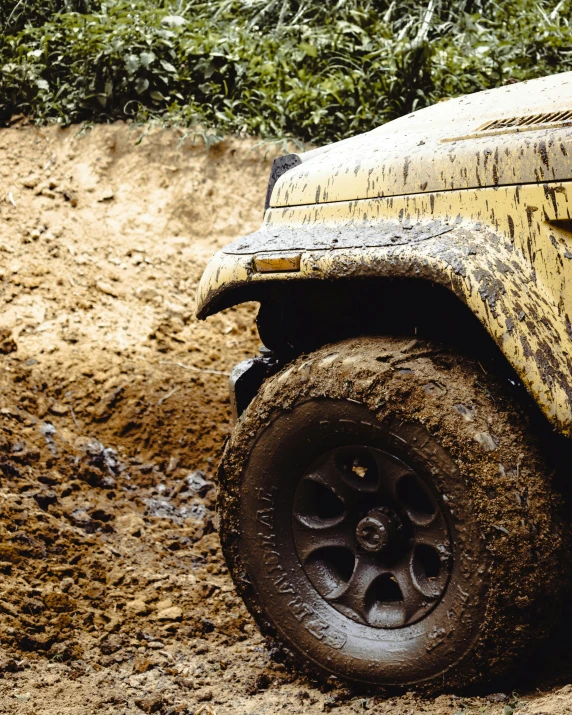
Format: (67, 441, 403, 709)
(293, 446, 451, 629)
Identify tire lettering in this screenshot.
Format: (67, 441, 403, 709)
(262, 550, 282, 571)
(288, 595, 314, 622)
(257, 487, 277, 504)
(260, 532, 277, 547)
(257, 508, 274, 529)
(276, 580, 296, 595)
(305, 617, 329, 640)
(319, 418, 383, 443)
(256, 483, 347, 650)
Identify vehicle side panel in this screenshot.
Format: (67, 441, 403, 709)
(197, 182, 572, 434)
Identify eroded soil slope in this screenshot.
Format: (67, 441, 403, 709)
(0, 122, 571, 714)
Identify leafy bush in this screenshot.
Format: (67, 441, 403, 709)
(0, 0, 97, 34)
(1, 0, 571, 144)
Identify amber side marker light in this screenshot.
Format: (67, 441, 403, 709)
(253, 252, 302, 273)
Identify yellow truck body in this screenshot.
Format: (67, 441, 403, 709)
(197, 71, 572, 434)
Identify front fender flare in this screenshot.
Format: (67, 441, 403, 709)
(196, 222, 572, 434)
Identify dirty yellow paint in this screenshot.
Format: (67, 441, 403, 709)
(271, 72, 572, 207)
(197, 72, 572, 435)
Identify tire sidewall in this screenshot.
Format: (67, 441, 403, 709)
(235, 397, 489, 687)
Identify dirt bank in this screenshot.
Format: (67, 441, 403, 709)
(0, 122, 571, 714)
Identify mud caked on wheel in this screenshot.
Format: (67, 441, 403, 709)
(219, 337, 567, 691)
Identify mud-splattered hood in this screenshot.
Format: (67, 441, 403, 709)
(270, 71, 572, 208)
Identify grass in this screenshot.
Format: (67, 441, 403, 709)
(0, 0, 571, 145)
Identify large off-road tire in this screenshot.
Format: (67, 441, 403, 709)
(219, 337, 567, 692)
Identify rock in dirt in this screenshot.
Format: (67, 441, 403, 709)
(147, 641, 165, 649)
(132, 655, 154, 673)
(96, 188, 114, 202)
(0, 327, 17, 354)
(43, 591, 76, 612)
(473, 430, 497, 451)
(18, 632, 55, 652)
(0, 599, 18, 616)
(245, 671, 272, 695)
(126, 599, 150, 616)
(155, 605, 182, 622)
(117, 512, 146, 535)
(193, 705, 216, 715)
(67, 507, 94, 529)
(21, 174, 40, 189)
(134, 693, 167, 713)
(107, 566, 125, 585)
(100, 635, 123, 655)
(49, 401, 68, 415)
(185, 470, 215, 497)
(0, 657, 24, 673)
(48, 641, 80, 662)
(96, 280, 122, 298)
(13, 692, 31, 702)
(487, 693, 508, 702)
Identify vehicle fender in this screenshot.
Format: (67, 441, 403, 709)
(197, 221, 572, 434)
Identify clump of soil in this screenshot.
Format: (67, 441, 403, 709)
(0, 122, 570, 714)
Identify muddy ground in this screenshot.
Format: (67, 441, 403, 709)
(0, 122, 571, 714)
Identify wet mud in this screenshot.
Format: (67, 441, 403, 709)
(0, 122, 571, 713)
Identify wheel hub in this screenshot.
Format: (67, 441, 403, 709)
(355, 508, 401, 553)
(292, 445, 452, 629)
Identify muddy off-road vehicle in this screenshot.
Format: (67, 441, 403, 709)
(196, 72, 572, 691)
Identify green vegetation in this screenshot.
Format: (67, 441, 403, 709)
(1, 0, 571, 144)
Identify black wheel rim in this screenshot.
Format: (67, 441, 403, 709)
(292, 445, 452, 629)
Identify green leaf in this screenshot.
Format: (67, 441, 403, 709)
(160, 59, 176, 73)
(161, 15, 186, 28)
(135, 77, 149, 94)
(139, 51, 156, 68)
(125, 54, 140, 74)
(299, 42, 318, 57)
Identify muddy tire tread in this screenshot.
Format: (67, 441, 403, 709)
(218, 337, 568, 693)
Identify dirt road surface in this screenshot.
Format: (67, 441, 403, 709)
(0, 122, 571, 714)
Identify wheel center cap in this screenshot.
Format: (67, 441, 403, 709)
(356, 509, 396, 553)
